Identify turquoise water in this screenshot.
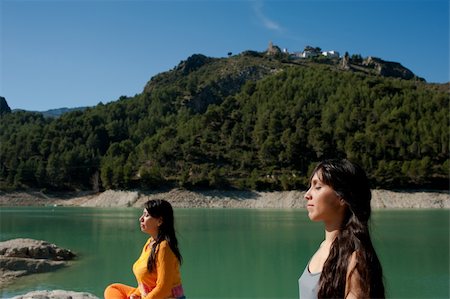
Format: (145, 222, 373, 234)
(0, 207, 448, 298)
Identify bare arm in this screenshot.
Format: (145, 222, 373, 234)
(345, 252, 364, 299)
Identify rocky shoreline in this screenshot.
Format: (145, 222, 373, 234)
(4, 286, 98, 299)
(10, 290, 98, 299)
(0, 188, 449, 209)
(0, 239, 75, 288)
(0, 239, 99, 299)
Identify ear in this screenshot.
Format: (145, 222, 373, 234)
(157, 217, 163, 227)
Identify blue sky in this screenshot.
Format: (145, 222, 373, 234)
(1, 0, 449, 111)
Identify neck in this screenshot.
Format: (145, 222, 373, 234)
(324, 228, 339, 245)
(323, 216, 343, 245)
(324, 209, 345, 242)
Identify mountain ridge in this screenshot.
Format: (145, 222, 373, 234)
(1, 47, 439, 113)
(0, 49, 448, 192)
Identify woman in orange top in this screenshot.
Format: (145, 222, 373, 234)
(104, 199, 185, 299)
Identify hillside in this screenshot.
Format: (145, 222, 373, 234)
(0, 49, 448, 192)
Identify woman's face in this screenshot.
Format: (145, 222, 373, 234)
(139, 209, 162, 237)
(304, 171, 346, 224)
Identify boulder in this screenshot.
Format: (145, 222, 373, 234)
(0, 238, 75, 260)
(0, 238, 75, 287)
(10, 290, 98, 299)
(0, 256, 66, 274)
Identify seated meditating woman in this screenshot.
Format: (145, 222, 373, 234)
(299, 159, 385, 299)
(104, 199, 185, 299)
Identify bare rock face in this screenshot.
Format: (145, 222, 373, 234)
(362, 56, 419, 80)
(10, 290, 98, 299)
(0, 238, 75, 287)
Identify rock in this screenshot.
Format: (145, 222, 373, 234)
(0, 256, 66, 273)
(78, 190, 139, 207)
(0, 238, 75, 260)
(362, 56, 419, 80)
(10, 290, 99, 299)
(0, 239, 75, 287)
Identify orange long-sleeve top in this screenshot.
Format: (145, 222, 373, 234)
(131, 237, 184, 299)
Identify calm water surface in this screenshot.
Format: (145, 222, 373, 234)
(0, 207, 448, 298)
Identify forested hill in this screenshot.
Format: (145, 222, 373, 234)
(1, 51, 448, 192)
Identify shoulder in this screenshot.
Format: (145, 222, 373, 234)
(347, 250, 366, 275)
(158, 240, 169, 249)
(348, 251, 358, 268)
(156, 240, 177, 260)
(157, 240, 173, 255)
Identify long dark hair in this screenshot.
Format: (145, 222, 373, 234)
(144, 199, 182, 272)
(312, 159, 385, 298)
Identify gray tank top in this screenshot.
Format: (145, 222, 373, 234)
(298, 263, 320, 299)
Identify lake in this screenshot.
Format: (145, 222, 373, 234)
(0, 207, 449, 298)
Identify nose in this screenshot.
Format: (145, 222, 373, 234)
(304, 188, 312, 201)
(139, 215, 144, 222)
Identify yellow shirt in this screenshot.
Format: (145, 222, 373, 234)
(131, 238, 184, 299)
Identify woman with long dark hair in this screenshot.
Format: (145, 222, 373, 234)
(105, 199, 185, 299)
(299, 159, 385, 299)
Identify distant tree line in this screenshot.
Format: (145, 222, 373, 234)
(1, 56, 448, 191)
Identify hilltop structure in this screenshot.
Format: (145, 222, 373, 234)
(265, 41, 421, 81)
(267, 42, 340, 60)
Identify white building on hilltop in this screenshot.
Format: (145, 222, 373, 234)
(322, 50, 340, 58)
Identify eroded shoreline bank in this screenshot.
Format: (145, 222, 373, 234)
(0, 188, 449, 209)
